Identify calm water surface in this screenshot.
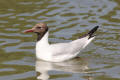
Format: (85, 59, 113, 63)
(0, 0, 120, 80)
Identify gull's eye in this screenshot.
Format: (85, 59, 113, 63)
(37, 26, 42, 29)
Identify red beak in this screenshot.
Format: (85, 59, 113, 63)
(24, 29, 34, 33)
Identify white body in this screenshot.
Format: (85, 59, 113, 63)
(36, 32, 94, 62)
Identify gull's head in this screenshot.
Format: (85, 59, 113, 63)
(24, 23, 48, 34)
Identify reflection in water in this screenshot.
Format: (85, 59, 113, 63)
(36, 57, 90, 80)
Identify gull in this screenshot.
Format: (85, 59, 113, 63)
(24, 23, 99, 62)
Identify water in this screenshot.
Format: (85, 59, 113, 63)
(0, 0, 120, 80)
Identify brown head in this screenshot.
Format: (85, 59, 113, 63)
(24, 23, 48, 41)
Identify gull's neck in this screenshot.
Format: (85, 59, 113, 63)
(36, 31, 49, 45)
(36, 32, 51, 61)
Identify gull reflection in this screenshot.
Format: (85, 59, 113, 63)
(36, 57, 90, 80)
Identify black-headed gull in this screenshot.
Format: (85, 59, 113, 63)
(24, 23, 99, 62)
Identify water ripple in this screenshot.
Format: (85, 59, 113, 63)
(0, 0, 120, 79)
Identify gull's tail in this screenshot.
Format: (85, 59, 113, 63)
(80, 26, 99, 48)
(80, 26, 99, 39)
(88, 26, 99, 39)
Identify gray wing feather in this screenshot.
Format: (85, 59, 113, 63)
(51, 36, 91, 56)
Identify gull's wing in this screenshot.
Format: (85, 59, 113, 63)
(50, 26, 99, 57)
